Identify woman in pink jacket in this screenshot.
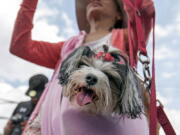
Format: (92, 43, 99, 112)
(10, 0, 155, 134)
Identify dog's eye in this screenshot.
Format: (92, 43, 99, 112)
(78, 62, 88, 68)
(111, 53, 126, 65)
(104, 72, 123, 90)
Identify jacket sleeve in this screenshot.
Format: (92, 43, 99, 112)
(9, 0, 64, 69)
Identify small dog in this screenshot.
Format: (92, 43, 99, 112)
(59, 46, 143, 118)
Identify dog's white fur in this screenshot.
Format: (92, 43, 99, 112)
(59, 46, 143, 118)
(63, 59, 115, 114)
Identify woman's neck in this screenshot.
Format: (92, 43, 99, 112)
(88, 18, 114, 34)
(84, 18, 114, 43)
(84, 29, 111, 43)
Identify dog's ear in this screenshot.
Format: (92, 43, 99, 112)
(82, 46, 95, 57)
(118, 67, 143, 118)
(59, 46, 94, 85)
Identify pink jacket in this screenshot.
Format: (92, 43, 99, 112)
(10, 0, 154, 135)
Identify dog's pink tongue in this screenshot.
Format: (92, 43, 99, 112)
(76, 91, 92, 106)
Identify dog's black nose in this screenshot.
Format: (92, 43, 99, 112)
(86, 74, 98, 85)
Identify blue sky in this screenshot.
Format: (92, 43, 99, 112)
(0, 0, 180, 134)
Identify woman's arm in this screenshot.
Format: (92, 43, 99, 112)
(10, 0, 64, 69)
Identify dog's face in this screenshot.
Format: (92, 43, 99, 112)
(59, 46, 143, 118)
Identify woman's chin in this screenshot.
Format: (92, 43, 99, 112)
(87, 9, 103, 21)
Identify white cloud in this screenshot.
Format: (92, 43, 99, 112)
(46, 0, 64, 5)
(156, 10, 180, 39)
(155, 25, 169, 38)
(61, 11, 76, 36)
(161, 72, 176, 79)
(33, 1, 66, 41)
(32, 18, 65, 42)
(155, 46, 179, 61)
(156, 24, 180, 39)
(174, 12, 180, 32)
(0, 0, 21, 29)
(0, 81, 30, 133)
(175, 9, 180, 23)
(35, 2, 59, 19)
(0, 81, 29, 102)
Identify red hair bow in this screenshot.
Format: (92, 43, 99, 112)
(95, 52, 114, 62)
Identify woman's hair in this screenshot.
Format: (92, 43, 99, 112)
(113, 0, 126, 29)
